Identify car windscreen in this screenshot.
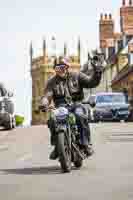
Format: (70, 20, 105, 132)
(0, 88, 7, 97)
(96, 94, 126, 104)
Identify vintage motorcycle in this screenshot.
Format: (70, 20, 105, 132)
(40, 103, 88, 173)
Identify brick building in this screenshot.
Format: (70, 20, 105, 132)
(97, 0, 133, 97)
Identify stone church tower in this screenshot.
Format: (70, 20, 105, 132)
(30, 38, 81, 125)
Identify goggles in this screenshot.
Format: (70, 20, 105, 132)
(55, 64, 66, 70)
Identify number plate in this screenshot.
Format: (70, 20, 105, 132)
(118, 111, 129, 115)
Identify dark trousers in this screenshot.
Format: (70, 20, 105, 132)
(47, 104, 91, 146)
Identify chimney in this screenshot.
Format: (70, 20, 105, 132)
(100, 13, 103, 20)
(99, 13, 114, 49)
(109, 13, 112, 20)
(122, 0, 126, 6)
(129, 0, 132, 5)
(105, 13, 107, 19)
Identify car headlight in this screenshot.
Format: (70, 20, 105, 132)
(95, 107, 110, 113)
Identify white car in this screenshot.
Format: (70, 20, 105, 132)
(83, 95, 96, 122)
(0, 89, 16, 130)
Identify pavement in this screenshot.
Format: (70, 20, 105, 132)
(0, 123, 133, 200)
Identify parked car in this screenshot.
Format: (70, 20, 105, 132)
(83, 95, 96, 122)
(0, 87, 16, 130)
(84, 92, 129, 122)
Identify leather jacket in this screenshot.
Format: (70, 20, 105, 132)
(43, 62, 102, 107)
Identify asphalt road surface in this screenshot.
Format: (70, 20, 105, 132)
(0, 123, 133, 200)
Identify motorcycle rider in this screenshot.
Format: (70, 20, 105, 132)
(40, 55, 103, 159)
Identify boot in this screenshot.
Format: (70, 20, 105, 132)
(49, 146, 58, 160)
(84, 144, 94, 157)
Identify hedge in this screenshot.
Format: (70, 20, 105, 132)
(15, 115, 25, 126)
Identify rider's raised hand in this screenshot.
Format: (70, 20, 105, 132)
(91, 55, 104, 74)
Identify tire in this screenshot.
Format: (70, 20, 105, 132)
(74, 158, 83, 168)
(12, 116, 16, 129)
(57, 133, 71, 173)
(5, 115, 13, 130)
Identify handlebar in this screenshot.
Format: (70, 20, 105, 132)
(39, 105, 55, 112)
(39, 101, 89, 112)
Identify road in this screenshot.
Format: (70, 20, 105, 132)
(0, 123, 133, 200)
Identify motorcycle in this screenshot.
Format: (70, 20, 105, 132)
(39, 103, 88, 173)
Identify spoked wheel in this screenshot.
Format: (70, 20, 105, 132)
(73, 146, 83, 169)
(57, 132, 71, 173)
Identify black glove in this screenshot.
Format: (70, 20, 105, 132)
(39, 105, 48, 112)
(39, 97, 49, 112)
(91, 55, 104, 74)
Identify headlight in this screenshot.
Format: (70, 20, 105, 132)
(53, 107, 68, 117)
(75, 107, 84, 115)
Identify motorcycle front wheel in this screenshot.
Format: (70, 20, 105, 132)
(57, 132, 71, 173)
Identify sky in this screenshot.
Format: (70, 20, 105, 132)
(0, 0, 122, 125)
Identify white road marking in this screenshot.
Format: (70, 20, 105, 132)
(18, 153, 33, 161)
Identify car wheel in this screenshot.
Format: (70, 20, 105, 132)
(12, 116, 16, 129)
(5, 114, 13, 130)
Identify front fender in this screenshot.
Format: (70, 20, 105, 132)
(55, 123, 67, 133)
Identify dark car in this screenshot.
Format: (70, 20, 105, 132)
(83, 95, 96, 122)
(86, 92, 129, 122)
